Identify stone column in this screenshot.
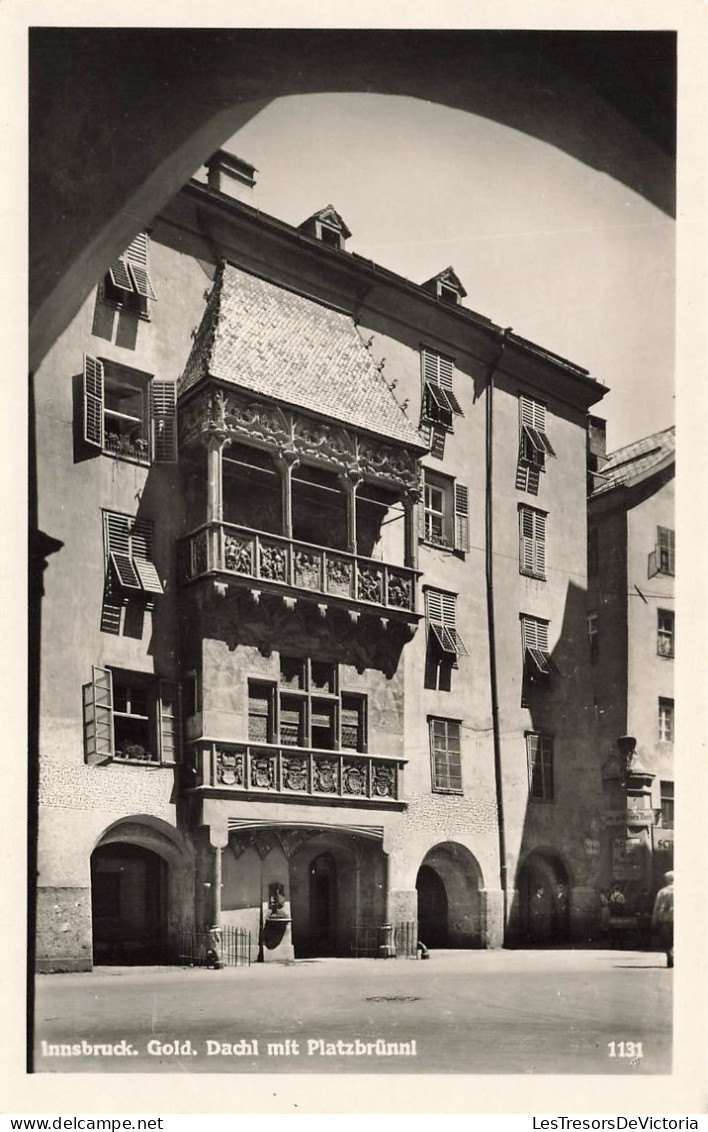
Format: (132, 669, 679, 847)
(203, 427, 231, 571)
(402, 491, 420, 571)
(207, 820, 229, 969)
(340, 469, 362, 556)
(275, 448, 299, 539)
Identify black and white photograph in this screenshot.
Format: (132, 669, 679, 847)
(9, 7, 707, 1117)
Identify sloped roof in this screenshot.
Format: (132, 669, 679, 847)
(593, 425, 675, 495)
(179, 263, 426, 449)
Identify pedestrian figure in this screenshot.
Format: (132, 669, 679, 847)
(652, 871, 674, 968)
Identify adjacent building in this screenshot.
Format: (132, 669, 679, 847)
(587, 425, 675, 912)
(34, 151, 609, 971)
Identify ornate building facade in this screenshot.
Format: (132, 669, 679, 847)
(34, 151, 608, 970)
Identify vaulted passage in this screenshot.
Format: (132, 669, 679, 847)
(416, 842, 483, 949)
(516, 851, 570, 946)
(91, 843, 168, 965)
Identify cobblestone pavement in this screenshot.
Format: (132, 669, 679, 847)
(34, 949, 672, 1075)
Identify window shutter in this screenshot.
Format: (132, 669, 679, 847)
(125, 233, 157, 300)
(108, 256, 135, 293)
(534, 511, 546, 577)
(83, 666, 114, 765)
(441, 592, 457, 627)
(426, 590, 444, 624)
(151, 381, 177, 463)
(157, 680, 180, 765)
(131, 519, 164, 594)
(454, 483, 470, 551)
(83, 355, 105, 448)
(105, 512, 141, 590)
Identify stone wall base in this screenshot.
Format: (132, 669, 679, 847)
(35, 886, 93, 972)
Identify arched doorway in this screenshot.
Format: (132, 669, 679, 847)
(416, 864, 449, 947)
(91, 842, 168, 964)
(517, 851, 571, 946)
(415, 842, 483, 949)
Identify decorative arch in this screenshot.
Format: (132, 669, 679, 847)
(516, 847, 572, 946)
(415, 840, 484, 949)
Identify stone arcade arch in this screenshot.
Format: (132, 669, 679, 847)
(415, 841, 484, 949)
(90, 818, 193, 965)
(516, 848, 571, 946)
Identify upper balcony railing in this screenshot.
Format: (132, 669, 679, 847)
(178, 522, 419, 615)
(187, 739, 405, 807)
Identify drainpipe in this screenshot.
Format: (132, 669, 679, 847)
(485, 328, 512, 938)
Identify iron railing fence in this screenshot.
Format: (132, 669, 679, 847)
(350, 921, 417, 959)
(178, 926, 252, 968)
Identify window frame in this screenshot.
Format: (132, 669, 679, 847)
(420, 471, 470, 553)
(247, 658, 368, 753)
(658, 697, 674, 743)
(420, 347, 462, 433)
(102, 510, 164, 604)
(526, 731, 555, 801)
(429, 716, 463, 795)
(82, 666, 180, 767)
(518, 504, 547, 579)
(518, 393, 556, 471)
(657, 609, 674, 658)
(83, 355, 177, 465)
(660, 780, 674, 829)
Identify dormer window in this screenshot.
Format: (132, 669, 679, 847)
(421, 266, 467, 306)
(298, 205, 351, 250)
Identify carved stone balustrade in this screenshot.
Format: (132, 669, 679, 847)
(178, 521, 419, 621)
(187, 741, 406, 809)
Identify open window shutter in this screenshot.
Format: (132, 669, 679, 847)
(151, 381, 177, 463)
(108, 256, 134, 292)
(83, 355, 105, 448)
(157, 680, 180, 765)
(83, 666, 114, 765)
(131, 519, 164, 595)
(454, 483, 470, 551)
(419, 492, 427, 539)
(105, 512, 141, 590)
(520, 509, 535, 573)
(125, 233, 157, 300)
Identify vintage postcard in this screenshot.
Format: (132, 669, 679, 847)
(3, 0, 706, 1117)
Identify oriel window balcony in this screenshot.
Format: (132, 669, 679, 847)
(185, 740, 406, 809)
(178, 521, 418, 616)
(178, 439, 421, 622)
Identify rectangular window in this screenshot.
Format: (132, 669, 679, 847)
(648, 527, 675, 578)
(105, 232, 157, 315)
(420, 347, 462, 432)
(526, 732, 554, 800)
(658, 697, 674, 743)
(660, 781, 674, 829)
(247, 659, 366, 752)
(587, 611, 599, 657)
(519, 394, 556, 469)
(429, 717, 463, 794)
(657, 609, 674, 657)
(521, 614, 558, 676)
(82, 667, 179, 767)
(83, 355, 177, 464)
(519, 505, 547, 579)
(103, 511, 164, 601)
(420, 473, 469, 552)
(425, 589, 468, 660)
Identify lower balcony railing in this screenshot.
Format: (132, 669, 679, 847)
(178, 522, 418, 614)
(188, 741, 405, 804)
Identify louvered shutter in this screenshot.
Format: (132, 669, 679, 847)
(108, 256, 134, 292)
(520, 395, 546, 431)
(105, 512, 141, 590)
(83, 355, 105, 448)
(534, 512, 546, 577)
(426, 590, 444, 624)
(125, 233, 157, 300)
(519, 508, 535, 574)
(83, 666, 114, 765)
(131, 519, 164, 595)
(440, 592, 457, 627)
(151, 381, 177, 463)
(454, 483, 470, 551)
(157, 680, 180, 765)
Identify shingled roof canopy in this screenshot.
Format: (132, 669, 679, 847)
(180, 263, 427, 450)
(592, 425, 675, 495)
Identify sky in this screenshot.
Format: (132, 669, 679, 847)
(224, 93, 675, 453)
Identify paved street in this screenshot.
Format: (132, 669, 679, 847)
(34, 949, 671, 1075)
